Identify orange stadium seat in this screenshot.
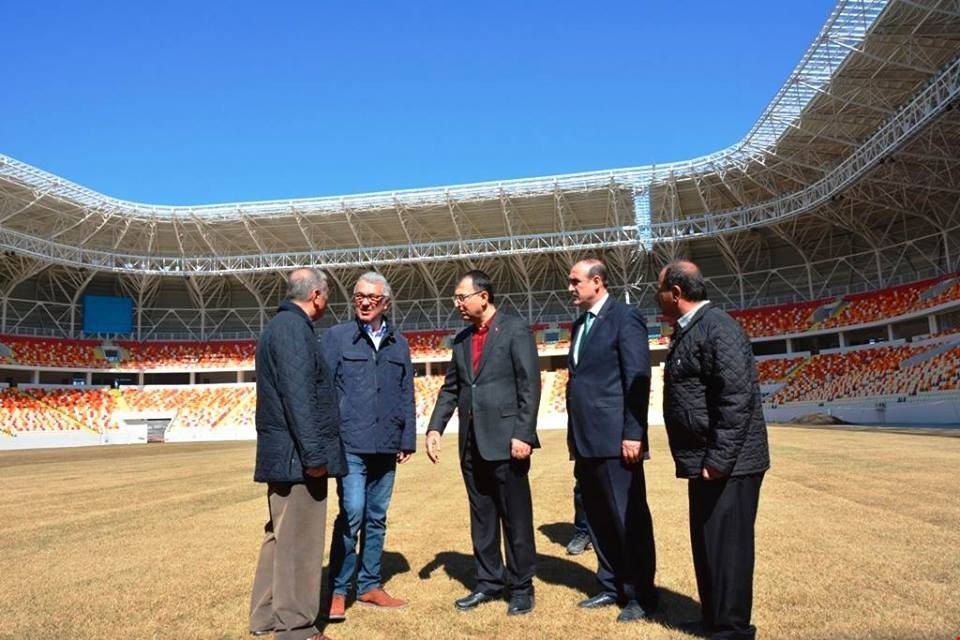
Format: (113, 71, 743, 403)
(0, 336, 106, 369)
(121, 386, 254, 428)
(768, 342, 960, 403)
(819, 278, 938, 329)
(406, 331, 454, 359)
(755, 356, 805, 384)
(117, 340, 255, 370)
(730, 300, 827, 338)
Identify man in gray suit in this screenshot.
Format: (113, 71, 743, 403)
(426, 269, 541, 616)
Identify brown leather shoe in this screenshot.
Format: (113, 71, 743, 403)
(356, 587, 407, 609)
(327, 593, 346, 621)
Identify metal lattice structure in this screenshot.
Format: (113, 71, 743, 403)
(0, 0, 959, 339)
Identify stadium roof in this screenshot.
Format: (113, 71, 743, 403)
(0, 0, 959, 340)
(0, 0, 956, 277)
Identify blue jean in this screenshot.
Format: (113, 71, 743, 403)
(329, 452, 398, 596)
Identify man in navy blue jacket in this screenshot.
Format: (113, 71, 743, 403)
(565, 259, 657, 623)
(320, 272, 416, 621)
(250, 267, 344, 640)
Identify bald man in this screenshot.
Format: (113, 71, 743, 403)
(565, 259, 658, 623)
(657, 260, 769, 640)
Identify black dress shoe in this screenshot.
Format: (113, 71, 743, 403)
(455, 590, 500, 611)
(578, 592, 618, 608)
(616, 600, 653, 623)
(507, 593, 534, 616)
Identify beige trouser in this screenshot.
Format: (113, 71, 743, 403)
(250, 479, 329, 640)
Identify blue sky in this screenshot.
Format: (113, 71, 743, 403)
(2, 1, 836, 205)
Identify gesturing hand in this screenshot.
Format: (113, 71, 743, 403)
(397, 450, 413, 464)
(511, 438, 532, 460)
(426, 431, 442, 464)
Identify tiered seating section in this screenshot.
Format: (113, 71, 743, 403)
(731, 300, 827, 338)
(407, 331, 453, 360)
(121, 386, 254, 429)
(541, 369, 569, 415)
(770, 342, 960, 403)
(3, 335, 960, 433)
(0, 336, 105, 368)
(733, 274, 960, 338)
(0, 387, 116, 433)
(118, 341, 255, 369)
(819, 278, 938, 330)
(756, 356, 806, 384)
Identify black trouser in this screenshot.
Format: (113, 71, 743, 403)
(460, 428, 536, 596)
(575, 456, 657, 608)
(573, 479, 590, 535)
(689, 473, 764, 640)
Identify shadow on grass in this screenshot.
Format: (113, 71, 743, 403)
(381, 550, 411, 586)
(418, 548, 702, 627)
(538, 521, 579, 549)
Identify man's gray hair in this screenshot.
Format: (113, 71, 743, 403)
(354, 271, 393, 300)
(285, 268, 328, 301)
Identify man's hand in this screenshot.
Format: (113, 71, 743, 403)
(397, 450, 413, 464)
(304, 465, 328, 478)
(426, 431, 442, 464)
(701, 464, 727, 481)
(511, 438, 532, 460)
(621, 439, 643, 465)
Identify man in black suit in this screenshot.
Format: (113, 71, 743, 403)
(566, 258, 658, 623)
(658, 261, 769, 640)
(426, 269, 541, 616)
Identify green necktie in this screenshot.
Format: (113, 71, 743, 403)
(576, 312, 595, 363)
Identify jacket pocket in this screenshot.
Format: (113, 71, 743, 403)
(341, 351, 369, 382)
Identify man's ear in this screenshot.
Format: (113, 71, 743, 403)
(671, 285, 683, 301)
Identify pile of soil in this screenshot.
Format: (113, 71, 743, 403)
(789, 412, 850, 426)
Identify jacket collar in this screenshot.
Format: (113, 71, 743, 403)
(278, 300, 315, 331)
(351, 316, 395, 347)
(669, 302, 712, 350)
(569, 296, 615, 369)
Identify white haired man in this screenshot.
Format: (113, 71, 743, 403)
(320, 272, 416, 621)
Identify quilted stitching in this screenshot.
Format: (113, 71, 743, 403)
(254, 301, 346, 483)
(663, 305, 770, 478)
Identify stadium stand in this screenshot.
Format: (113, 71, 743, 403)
(119, 340, 255, 369)
(0, 388, 83, 432)
(755, 356, 806, 384)
(769, 341, 960, 404)
(413, 375, 445, 419)
(731, 300, 828, 337)
(819, 279, 938, 330)
(0, 336, 107, 369)
(23, 387, 117, 432)
(407, 331, 453, 359)
(121, 386, 254, 429)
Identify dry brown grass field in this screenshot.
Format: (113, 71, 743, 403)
(1, 426, 958, 640)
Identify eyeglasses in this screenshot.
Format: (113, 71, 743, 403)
(452, 291, 483, 305)
(353, 293, 385, 305)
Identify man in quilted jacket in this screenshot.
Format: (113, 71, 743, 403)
(658, 260, 770, 640)
(249, 267, 345, 640)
